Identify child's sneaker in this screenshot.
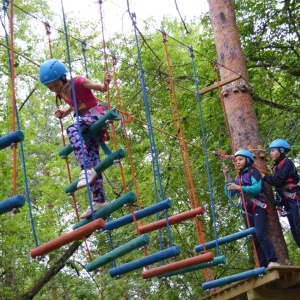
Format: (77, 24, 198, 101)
(267, 262, 280, 268)
(80, 201, 107, 219)
(77, 168, 97, 189)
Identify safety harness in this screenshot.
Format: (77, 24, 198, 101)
(277, 184, 300, 201)
(275, 158, 300, 202)
(240, 195, 269, 217)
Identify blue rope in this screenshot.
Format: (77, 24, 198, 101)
(60, 0, 96, 220)
(80, 40, 112, 157)
(130, 13, 173, 249)
(16, 112, 39, 246)
(2, 0, 38, 247)
(106, 216, 117, 268)
(227, 173, 240, 208)
(189, 47, 220, 256)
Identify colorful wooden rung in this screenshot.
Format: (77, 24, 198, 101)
(109, 246, 181, 277)
(65, 148, 125, 194)
(139, 207, 205, 234)
(0, 195, 25, 215)
(86, 234, 150, 272)
(30, 219, 105, 258)
(202, 267, 266, 291)
(195, 227, 255, 252)
(157, 255, 226, 278)
(142, 252, 214, 279)
(58, 109, 119, 158)
(102, 199, 172, 232)
(73, 191, 136, 230)
(0, 130, 24, 150)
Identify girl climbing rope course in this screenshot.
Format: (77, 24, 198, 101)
(261, 139, 300, 248)
(39, 58, 111, 219)
(223, 149, 279, 268)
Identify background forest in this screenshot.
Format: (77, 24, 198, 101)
(0, 0, 299, 299)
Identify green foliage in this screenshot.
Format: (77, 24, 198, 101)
(0, 0, 299, 299)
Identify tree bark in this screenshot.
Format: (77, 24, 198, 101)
(207, 0, 289, 263)
(17, 240, 81, 300)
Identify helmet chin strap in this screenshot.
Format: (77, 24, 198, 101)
(60, 74, 67, 84)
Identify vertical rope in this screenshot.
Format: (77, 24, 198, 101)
(81, 39, 88, 78)
(162, 32, 206, 247)
(98, 2, 146, 260)
(9, 0, 17, 196)
(130, 13, 173, 249)
(5, 0, 39, 246)
(189, 47, 220, 257)
(44, 21, 53, 58)
(60, 0, 95, 220)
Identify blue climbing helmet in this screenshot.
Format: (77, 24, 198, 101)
(234, 149, 254, 165)
(39, 59, 68, 85)
(268, 139, 290, 154)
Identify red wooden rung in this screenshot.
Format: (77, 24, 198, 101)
(139, 207, 205, 234)
(30, 218, 105, 258)
(142, 252, 214, 279)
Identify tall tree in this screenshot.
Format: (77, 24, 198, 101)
(207, 0, 289, 262)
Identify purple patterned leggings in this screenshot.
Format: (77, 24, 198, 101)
(66, 113, 106, 202)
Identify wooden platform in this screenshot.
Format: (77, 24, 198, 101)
(200, 266, 300, 300)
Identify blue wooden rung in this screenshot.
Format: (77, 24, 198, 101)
(102, 199, 172, 231)
(0, 195, 26, 215)
(109, 245, 181, 277)
(0, 130, 24, 150)
(202, 267, 266, 291)
(195, 227, 255, 252)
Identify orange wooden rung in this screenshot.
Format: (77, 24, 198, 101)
(30, 218, 105, 258)
(142, 252, 214, 279)
(139, 207, 205, 234)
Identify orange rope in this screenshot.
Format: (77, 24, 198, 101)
(9, 0, 17, 196)
(44, 22, 53, 58)
(99, 0, 148, 266)
(162, 32, 208, 281)
(111, 57, 143, 233)
(115, 108, 212, 153)
(96, 100, 214, 156)
(43, 22, 93, 262)
(99, 1, 143, 236)
(214, 62, 260, 268)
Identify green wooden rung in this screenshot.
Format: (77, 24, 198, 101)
(58, 109, 119, 158)
(64, 148, 125, 194)
(73, 191, 136, 230)
(85, 234, 150, 272)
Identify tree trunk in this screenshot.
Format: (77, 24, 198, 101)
(17, 240, 81, 300)
(62, 283, 70, 300)
(207, 0, 289, 263)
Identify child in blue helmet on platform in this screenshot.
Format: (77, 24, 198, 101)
(261, 139, 300, 248)
(39, 58, 111, 219)
(223, 149, 279, 268)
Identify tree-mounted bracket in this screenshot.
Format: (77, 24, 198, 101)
(199, 74, 241, 96)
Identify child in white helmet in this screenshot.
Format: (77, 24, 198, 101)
(262, 139, 300, 248)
